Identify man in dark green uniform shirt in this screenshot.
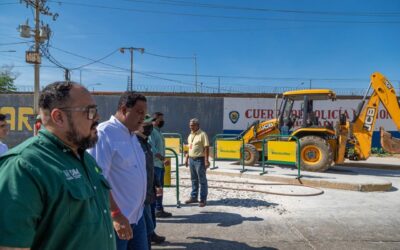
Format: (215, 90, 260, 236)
(0, 81, 116, 250)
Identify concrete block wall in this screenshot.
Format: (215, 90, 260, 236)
(0, 93, 224, 147)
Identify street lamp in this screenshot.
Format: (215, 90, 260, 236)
(120, 47, 144, 91)
(86, 83, 102, 92)
(0, 50, 17, 53)
(295, 82, 305, 89)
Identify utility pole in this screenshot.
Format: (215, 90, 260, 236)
(33, 0, 40, 116)
(194, 54, 198, 93)
(19, 0, 57, 124)
(218, 76, 221, 93)
(309, 79, 312, 89)
(120, 47, 144, 91)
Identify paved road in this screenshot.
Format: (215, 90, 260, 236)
(152, 157, 400, 250)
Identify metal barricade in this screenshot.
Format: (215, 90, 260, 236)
(163, 133, 184, 165)
(260, 135, 301, 178)
(165, 147, 181, 208)
(212, 134, 245, 172)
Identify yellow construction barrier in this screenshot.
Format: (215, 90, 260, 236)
(164, 158, 171, 187)
(165, 137, 181, 155)
(267, 141, 297, 163)
(216, 140, 242, 159)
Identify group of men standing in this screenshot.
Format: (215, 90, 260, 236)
(0, 81, 210, 250)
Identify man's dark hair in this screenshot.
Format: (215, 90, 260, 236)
(152, 112, 163, 119)
(0, 114, 6, 122)
(117, 92, 147, 110)
(39, 81, 77, 111)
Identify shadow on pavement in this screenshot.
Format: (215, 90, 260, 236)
(331, 166, 400, 178)
(153, 236, 276, 250)
(165, 198, 278, 209)
(207, 198, 278, 208)
(157, 211, 263, 227)
(282, 173, 336, 179)
(342, 162, 400, 171)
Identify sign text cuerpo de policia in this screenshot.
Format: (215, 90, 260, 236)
(223, 98, 395, 131)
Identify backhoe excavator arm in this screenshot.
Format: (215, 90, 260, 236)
(351, 72, 400, 159)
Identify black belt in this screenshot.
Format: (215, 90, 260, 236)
(190, 156, 204, 160)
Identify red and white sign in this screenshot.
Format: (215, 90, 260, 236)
(223, 97, 396, 131)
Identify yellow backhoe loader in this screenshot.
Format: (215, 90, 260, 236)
(240, 72, 400, 172)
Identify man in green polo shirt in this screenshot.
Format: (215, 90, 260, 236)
(0, 81, 116, 250)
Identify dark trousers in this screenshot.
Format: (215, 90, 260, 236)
(189, 157, 208, 201)
(153, 167, 165, 211)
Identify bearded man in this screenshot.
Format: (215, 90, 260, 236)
(0, 81, 116, 250)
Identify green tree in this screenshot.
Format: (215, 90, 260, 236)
(0, 65, 18, 92)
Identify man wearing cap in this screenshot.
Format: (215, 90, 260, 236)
(184, 118, 210, 207)
(149, 112, 173, 218)
(135, 114, 166, 247)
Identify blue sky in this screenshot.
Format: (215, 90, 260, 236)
(1, 0, 399, 93)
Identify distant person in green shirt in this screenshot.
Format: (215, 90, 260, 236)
(0, 81, 116, 250)
(149, 112, 173, 218)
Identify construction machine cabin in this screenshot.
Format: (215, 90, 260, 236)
(240, 72, 400, 172)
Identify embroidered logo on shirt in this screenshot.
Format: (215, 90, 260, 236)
(63, 169, 82, 180)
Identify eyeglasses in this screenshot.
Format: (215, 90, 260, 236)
(59, 105, 98, 120)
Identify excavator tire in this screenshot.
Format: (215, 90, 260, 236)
(299, 136, 333, 172)
(243, 144, 259, 166)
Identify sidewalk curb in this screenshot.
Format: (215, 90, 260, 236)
(178, 168, 392, 192)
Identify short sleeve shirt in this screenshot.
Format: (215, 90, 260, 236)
(0, 129, 116, 250)
(148, 127, 165, 168)
(188, 129, 209, 158)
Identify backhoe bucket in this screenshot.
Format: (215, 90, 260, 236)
(380, 127, 400, 154)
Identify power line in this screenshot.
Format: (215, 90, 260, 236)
(47, 1, 400, 24)
(70, 49, 119, 70)
(44, 46, 400, 87)
(143, 51, 193, 59)
(136, 70, 242, 93)
(49, 45, 129, 71)
(0, 2, 19, 5)
(123, 0, 400, 17)
(0, 41, 33, 46)
(47, 45, 206, 89)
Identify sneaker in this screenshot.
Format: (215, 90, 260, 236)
(199, 201, 207, 207)
(155, 210, 172, 218)
(151, 232, 166, 244)
(184, 197, 199, 204)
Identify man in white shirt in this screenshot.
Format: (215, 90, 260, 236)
(0, 114, 9, 156)
(88, 92, 148, 250)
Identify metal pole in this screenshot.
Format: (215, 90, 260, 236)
(309, 79, 312, 89)
(120, 47, 143, 91)
(130, 48, 133, 91)
(398, 81, 400, 94)
(33, 0, 40, 116)
(218, 76, 221, 93)
(194, 54, 198, 93)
